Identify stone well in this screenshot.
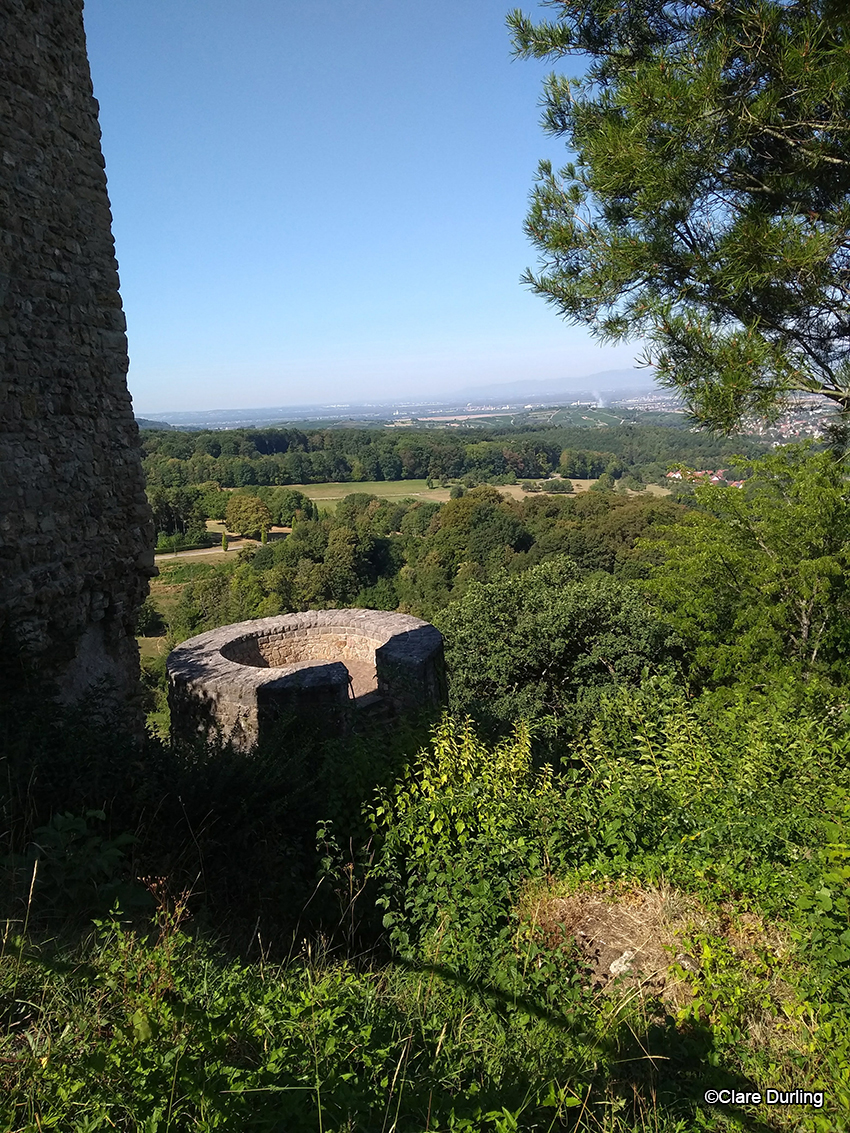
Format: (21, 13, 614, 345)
(167, 609, 446, 750)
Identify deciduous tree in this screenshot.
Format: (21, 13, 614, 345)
(225, 494, 272, 539)
(436, 555, 680, 739)
(641, 445, 850, 685)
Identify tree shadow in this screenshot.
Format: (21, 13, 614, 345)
(0, 690, 436, 958)
(370, 953, 783, 1132)
(0, 694, 809, 1131)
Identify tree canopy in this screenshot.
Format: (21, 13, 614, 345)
(225, 494, 272, 539)
(509, 1, 850, 432)
(640, 444, 850, 688)
(436, 555, 681, 740)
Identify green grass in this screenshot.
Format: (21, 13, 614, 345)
(265, 478, 670, 507)
(143, 558, 231, 633)
(153, 560, 229, 585)
(287, 479, 452, 507)
(547, 407, 637, 427)
(288, 478, 671, 507)
(0, 915, 697, 1131)
(3, 694, 849, 1130)
(137, 635, 168, 662)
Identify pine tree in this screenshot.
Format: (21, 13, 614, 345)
(509, 1, 850, 432)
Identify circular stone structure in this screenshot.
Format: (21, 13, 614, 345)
(167, 609, 446, 750)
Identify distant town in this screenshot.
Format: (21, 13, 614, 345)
(137, 387, 836, 444)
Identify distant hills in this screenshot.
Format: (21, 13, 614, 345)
(134, 369, 663, 431)
(453, 368, 658, 401)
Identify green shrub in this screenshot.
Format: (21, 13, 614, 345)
(435, 556, 681, 743)
(134, 598, 164, 636)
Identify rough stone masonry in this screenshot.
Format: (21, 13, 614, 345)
(168, 610, 447, 751)
(0, 0, 154, 708)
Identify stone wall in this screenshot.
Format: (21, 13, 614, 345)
(0, 0, 154, 709)
(167, 610, 447, 751)
(220, 629, 384, 669)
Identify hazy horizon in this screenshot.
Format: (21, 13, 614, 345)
(135, 368, 662, 419)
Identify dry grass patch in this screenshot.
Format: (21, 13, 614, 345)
(500, 480, 671, 501)
(138, 635, 169, 661)
(287, 480, 452, 506)
(521, 882, 799, 1032)
(525, 883, 699, 1010)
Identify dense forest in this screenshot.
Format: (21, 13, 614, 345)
(140, 422, 768, 488)
(160, 488, 681, 622)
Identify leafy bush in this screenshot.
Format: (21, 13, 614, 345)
(435, 556, 681, 742)
(642, 445, 850, 689)
(4, 687, 850, 1129)
(134, 598, 164, 636)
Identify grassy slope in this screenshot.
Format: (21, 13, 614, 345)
(2, 700, 848, 1130)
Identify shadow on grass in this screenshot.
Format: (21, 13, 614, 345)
(0, 937, 782, 1132)
(0, 690, 434, 957)
(0, 695, 791, 1131)
(381, 953, 780, 1132)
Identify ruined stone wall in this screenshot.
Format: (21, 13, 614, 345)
(0, 0, 154, 707)
(167, 611, 447, 751)
(221, 629, 384, 669)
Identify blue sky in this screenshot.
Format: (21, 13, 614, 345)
(83, 0, 642, 413)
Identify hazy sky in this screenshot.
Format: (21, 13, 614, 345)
(83, 0, 642, 413)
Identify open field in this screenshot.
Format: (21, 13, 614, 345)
(287, 479, 452, 505)
(499, 480, 670, 501)
(548, 407, 640, 427)
(155, 547, 231, 563)
(287, 477, 673, 506)
(154, 529, 289, 564)
(138, 635, 169, 661)
(287, 478, 668, 506)
(498, 479, 598, 501)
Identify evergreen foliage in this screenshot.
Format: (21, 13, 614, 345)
(509, 0, 850, 431)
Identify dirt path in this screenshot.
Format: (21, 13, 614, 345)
(154, 528, 291, 562)
(154, 545, 253, 562)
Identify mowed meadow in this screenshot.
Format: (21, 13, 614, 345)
(284, 479, 670, 508)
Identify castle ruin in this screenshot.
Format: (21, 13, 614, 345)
(0, 0, 154, 708)
(167, 610, 447, 750)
